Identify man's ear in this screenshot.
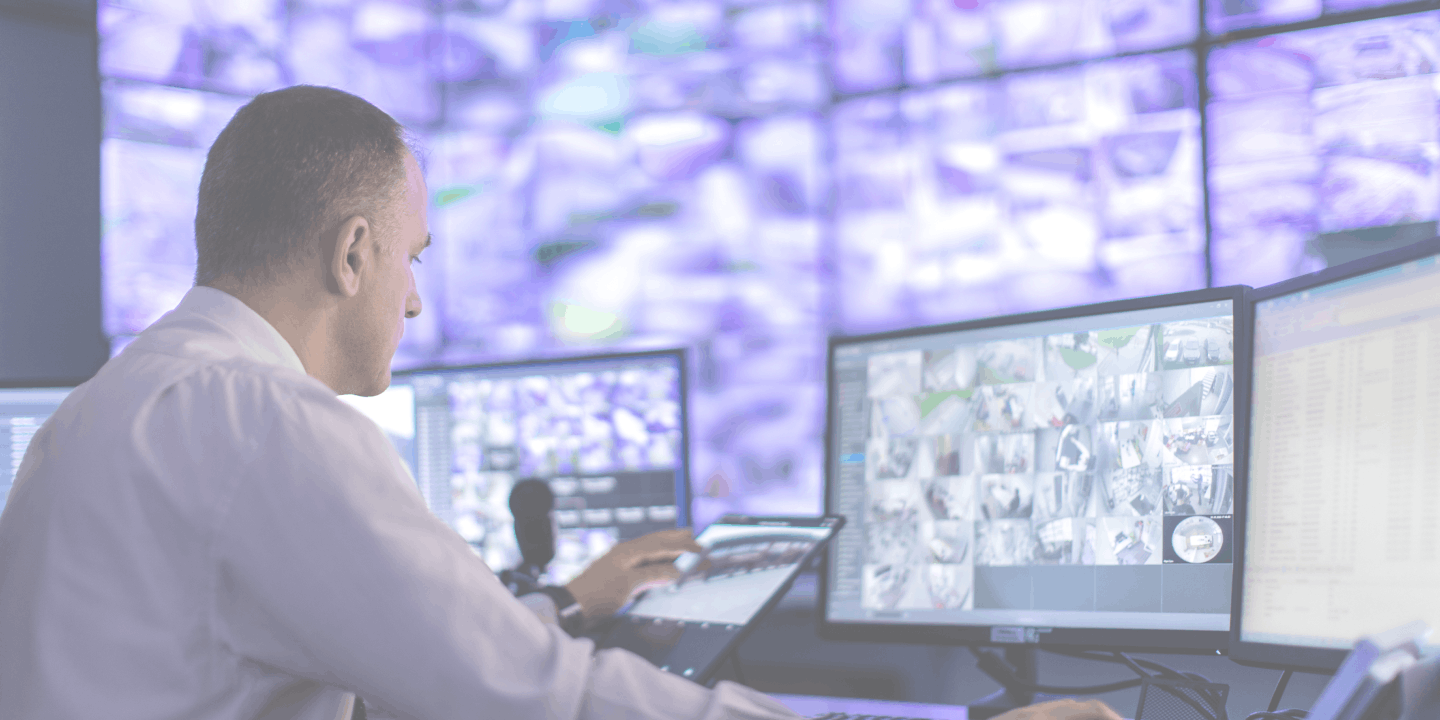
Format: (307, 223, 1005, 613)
(329, 215, 371, 298)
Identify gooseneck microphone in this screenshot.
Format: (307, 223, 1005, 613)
(503, 479, 588, 638)
(505, 479, 556, 591)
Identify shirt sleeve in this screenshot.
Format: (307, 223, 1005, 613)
(204, 376, 800, 720)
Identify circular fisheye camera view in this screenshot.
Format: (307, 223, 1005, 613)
(1171, 516, 1224, 564)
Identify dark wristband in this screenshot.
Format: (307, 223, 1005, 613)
(532, 586, 585, 637)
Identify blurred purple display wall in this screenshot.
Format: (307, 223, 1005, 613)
(833, 50, 1206, 334)
(1208, 9, 1440, 286)
(99, 0, 1437, 527)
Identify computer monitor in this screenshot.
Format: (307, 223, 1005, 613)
(0, 382, 79, 518)
(387, 349, 690, 586)
(820, 288, 1245, 651)
(1231, 237, 1440, 671)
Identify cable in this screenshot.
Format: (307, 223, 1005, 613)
(1269, 670, 1293, 713)
(1012, 675, 1148, 695)
(968, 647, 1143, 695)
(1055, 649, 1221, 683)
(1111, 651, 1222, 720)
(1244, 711, 1307, 720)
(1113, 651, 1151, 678)
(1044, 648, 1229, 720)
(968, 644, 1232, 720)
(1048, 648, 1214, 683)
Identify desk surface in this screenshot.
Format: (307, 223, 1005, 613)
(772, 693, 968, 719)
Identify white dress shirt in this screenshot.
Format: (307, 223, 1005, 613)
(0, 286, 799, 720)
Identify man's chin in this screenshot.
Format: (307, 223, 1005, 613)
(352, 370, 393, 398)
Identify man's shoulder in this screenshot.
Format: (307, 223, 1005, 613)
(82, 343, 341, 445)
(78, 351, 382, 479)
(214, 360, 369, 434)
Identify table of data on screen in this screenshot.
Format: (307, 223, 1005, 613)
(1247, 266, 1440, 646)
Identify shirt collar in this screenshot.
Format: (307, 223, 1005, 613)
(170, 286, 309, 377)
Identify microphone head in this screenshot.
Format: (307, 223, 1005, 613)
(509, 479, 555, 570)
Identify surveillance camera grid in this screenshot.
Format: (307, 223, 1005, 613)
(853, 314, 1234, 611)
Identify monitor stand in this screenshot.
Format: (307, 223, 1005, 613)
(966, 647, 1067, 720)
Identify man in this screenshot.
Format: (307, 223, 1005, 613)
(0, 86, 1120, 720)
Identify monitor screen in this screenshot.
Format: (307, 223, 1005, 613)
(1207, 0, 1416, 34)
(1236, 240, 1440, 668)
(0, 385, 76, 518)
(393, 350, 689, 586)
(1207, 9, 1440, 289)
(822, 289, 1242, 650)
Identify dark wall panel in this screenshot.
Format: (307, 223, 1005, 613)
(0, 0, 106, 383)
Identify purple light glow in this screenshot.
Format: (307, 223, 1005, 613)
(1206, 0, 1418, 34)
(101, 0, 1432, 526)
(1207, 11, 1440, 287)
(836, 51, 1204, 336)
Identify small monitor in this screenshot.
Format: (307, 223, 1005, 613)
(392, 350, 690, 586)
(821, 288, 1245, 651)
(1232, 237, 1440, 671)
(0, 383, 78, 518)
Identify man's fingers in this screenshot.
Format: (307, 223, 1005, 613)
(630, 559, 683, 587)
(635, 527, 699, 548)
(621, 528, 703, 558)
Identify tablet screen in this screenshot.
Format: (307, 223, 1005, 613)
(626, 522, 838, 625)
(606, 516, 842, 682)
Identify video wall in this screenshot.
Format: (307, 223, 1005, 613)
(99, 0, 1434, 526)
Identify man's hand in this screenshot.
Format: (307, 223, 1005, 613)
(564, 528, 703, 623)
(992, 699, 1125, 720)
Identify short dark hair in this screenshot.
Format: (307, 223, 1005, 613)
(194, 85, 408, 286)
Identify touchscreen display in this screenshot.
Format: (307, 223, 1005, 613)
(607, 517, 841, 683)
(626, 523, 838, 626)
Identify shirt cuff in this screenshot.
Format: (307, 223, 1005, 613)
(516, 590, 560, 624)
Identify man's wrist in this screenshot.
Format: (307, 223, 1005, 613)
(533, 586, 585, 636)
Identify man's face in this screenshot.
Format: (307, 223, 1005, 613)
(347, 151, 429, 396)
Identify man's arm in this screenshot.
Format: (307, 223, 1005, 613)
(205, 382, 797, 720)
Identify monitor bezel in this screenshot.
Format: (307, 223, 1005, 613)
(390, 348, 693, 529)
(1229, 235, 1440, 672)
(817, 286, 1249, 653)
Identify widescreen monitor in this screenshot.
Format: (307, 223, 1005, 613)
(820, 288, 1245, 651)
(0, 383, 79, 518)
(1232, 237, 1440, 671)
(375, 350, 691, 586)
